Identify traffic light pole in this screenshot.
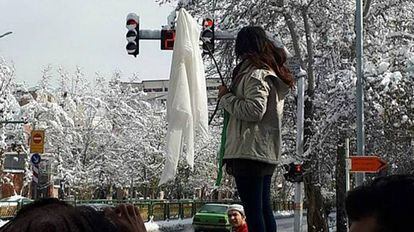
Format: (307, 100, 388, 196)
(138, 30, 235, 40)
(355, 0, 365, 187)
(294, 71, 305, 232)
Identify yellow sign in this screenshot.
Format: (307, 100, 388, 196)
(30, 130, 45, 153)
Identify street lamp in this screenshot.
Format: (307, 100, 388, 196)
(0, 31, 13, 39)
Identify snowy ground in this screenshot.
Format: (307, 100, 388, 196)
(0, 220, 8, 228)
(0, 211, 295, 231)
(1, 210, 337, 231)
(145, 211, 295, 232)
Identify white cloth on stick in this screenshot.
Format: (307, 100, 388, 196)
(159, 8, 209, 185)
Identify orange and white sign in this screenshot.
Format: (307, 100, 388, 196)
(349, 156, 387, 173)
(30, 130, 45, 153)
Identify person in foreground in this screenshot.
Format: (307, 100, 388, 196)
(0, 198, 147, 232)
(346, 174, 414, 232)
(227, 204, 248, 232)
(218, 26, 294, 232)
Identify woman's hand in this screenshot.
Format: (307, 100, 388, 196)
(218, 85, 230, 98)
(104, 204, 147, 232)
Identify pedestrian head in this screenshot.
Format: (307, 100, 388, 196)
(346, 174, 414, 232)
(235, 26, 294, 88)
(0, 198, 117, 232)
(227, 204, 246, 228)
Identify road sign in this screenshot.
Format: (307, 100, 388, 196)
(349, 156, 387, 173)
(32, 164, 39, 184)
(30, 130, 45, 153)
(31, 153, 41, 165)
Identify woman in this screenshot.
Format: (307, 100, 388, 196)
(218, 26, 294, 232)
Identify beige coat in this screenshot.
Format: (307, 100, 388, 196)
(220, 61, 290, 164)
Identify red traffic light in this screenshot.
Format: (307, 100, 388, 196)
(126, 13, 139, 56)
(283, 162, 304, 182)
(201, 18, 215, 54)
(203, 18, 213, 28)
(161, 29, 175, 50)
(126, 19, 138, 28)
(126, 13, 139, 30)
(294, 164, 302, 173)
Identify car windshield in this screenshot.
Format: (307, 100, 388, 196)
(199, 205, 228, 214)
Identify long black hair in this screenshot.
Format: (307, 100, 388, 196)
(235, 26, 294, 88)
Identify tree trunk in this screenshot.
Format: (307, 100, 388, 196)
(279, 1, 328, 230)
(303, 5, 329, 232)
(304, 181, 328, 232)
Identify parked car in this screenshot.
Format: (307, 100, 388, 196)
(192, 203, 231, 232)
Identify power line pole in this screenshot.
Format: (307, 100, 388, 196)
(355, 0, 365, 187)
(294, 67, 306, 232)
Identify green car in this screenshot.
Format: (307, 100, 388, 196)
(192, 203, 231, 232)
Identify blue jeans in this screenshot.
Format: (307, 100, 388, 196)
(234, 175, 277, 232)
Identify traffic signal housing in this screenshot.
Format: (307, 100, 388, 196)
(126, 13, 139, 57)
(161, 29, 176, 50)
(201, 18, 214, 54)
(283, 162, 304, 183)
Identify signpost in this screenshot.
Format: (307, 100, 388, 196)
(350, 156, 387, 173)
(30, 153, 41, 199)
(30, 129, 44, 199)
(30, 130, 45, 153)
(31, 153, 41, 165)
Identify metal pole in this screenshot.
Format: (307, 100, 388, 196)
(294, 182, 304, 232)
(355, 0, 365, 186)
(139, 30, 235, 40)
(345, 138, 350, 191)
(0, 120, 27, 124)
(294, 74, 305, 232)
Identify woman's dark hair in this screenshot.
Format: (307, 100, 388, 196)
(235, 26, 294, 87)
(0, 198, 117, 232)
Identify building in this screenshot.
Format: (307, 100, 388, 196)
(120, 77, 221, 104)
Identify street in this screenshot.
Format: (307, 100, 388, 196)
(158, 216, 309, 232)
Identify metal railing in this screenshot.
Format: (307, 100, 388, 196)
(0, 199, 296, 221)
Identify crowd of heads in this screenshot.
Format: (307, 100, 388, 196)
(0, 198, 146, 232)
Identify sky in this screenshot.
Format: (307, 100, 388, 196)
(0, 0, 176, 87)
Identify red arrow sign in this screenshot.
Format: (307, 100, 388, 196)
(350, 156, 387, 173)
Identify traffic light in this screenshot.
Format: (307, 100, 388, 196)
(126, 13, 139, 57)
(201, 18, 214, 54)
(283, 162, 304, 183)
(161, 29, 175, 50)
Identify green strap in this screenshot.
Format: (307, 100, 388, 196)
(215, 110, 230, 186)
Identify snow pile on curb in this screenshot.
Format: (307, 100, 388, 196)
(145, 218, 192, 232)
(0, 220, 9, 228)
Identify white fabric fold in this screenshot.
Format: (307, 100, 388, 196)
(159, 8, 208, 185)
